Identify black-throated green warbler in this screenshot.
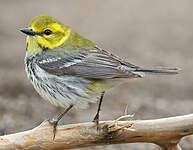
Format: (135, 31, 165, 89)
(20, 15, 178, 139)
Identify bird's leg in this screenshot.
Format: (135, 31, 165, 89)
(49, 104, 73, 140)
(93, 92, 105, 130)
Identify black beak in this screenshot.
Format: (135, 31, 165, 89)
(20, 28, 36, 36)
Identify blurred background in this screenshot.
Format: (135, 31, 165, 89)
(0, 0, 193, 149)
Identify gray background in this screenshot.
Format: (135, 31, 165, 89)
(0, 0, 193, 149)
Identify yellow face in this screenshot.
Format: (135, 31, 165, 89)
(21, 16, 71, 52)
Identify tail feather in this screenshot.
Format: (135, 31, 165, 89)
(132, 67, 179, 76)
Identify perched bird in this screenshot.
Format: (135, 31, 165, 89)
(20, 15, 178, 139)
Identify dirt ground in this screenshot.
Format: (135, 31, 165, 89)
(0, 0, 193, 149)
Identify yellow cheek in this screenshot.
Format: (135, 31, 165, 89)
(37, 29, 71, 49)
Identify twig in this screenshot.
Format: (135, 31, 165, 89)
(1, 114, 193, 150)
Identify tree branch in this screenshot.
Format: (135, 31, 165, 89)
(1, 114, 193, 150)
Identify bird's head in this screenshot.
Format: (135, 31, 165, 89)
(21, 15, 97, 54)
(21, 15, 71, 53)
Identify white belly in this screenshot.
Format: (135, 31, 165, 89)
(25, 61, 101, 109)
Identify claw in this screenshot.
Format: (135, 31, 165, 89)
(48, 119, 58, 140)
(47, 105, 73, 140)
(93, 113, 100, 131)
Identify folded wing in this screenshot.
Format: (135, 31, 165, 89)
(36, 49, 142, 79)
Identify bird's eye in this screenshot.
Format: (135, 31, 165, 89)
(44, 29, 52, 35)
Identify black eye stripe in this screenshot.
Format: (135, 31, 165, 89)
(44, 29, 52, 35)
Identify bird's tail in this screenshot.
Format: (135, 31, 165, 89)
(132, 67, 179, 77)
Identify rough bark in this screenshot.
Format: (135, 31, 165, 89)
(1, 114, 193, 150)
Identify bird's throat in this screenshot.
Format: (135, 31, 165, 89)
(26, 36, 42, 54)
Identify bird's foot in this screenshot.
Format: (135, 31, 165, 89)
(48, 118, 59, 140)
(92, 113, 100, 131)
(48, 105, 73, 140)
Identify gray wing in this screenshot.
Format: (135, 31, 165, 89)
(36, 49, 142, 79)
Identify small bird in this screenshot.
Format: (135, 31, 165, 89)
(20, 15, 178, 139)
